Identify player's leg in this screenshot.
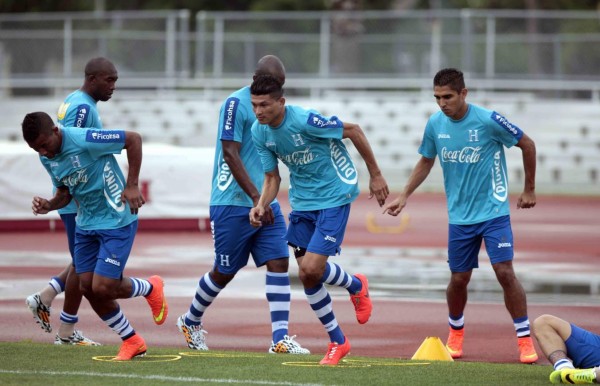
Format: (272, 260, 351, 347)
(287, 207, 352, 365)
(78, 222, 149, 360)
(55, 213, 95, 343)
(533, 315, 574, 370)
(485, 215, 537, 363)
(445, 222, 480, 358)
(178, 206, 248, 350)
(253, 203, 309, 354)
(25, 214, 77, 333)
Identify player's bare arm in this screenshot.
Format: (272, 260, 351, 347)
(32, 186, 72, 215)
(342, 122, 389, 206)
(383, 156, 435, 216)
(249, 168, 280, 227)
(222, 140, 262, 206)
(515, 133, 537, 209)
(121, 130, 145, 214)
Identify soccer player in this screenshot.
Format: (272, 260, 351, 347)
(382, 68, 539, 364)
(533, 314, 600, 384)
(22, 111, 168, 360)
(249, 75, 389, 365)
(26, 57, 117, 345)
(176, 55, 309, 355)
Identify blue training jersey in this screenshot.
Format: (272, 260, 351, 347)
(56, 90, 103, 214)
(252, 105, 359, 211)
(39, 127, 137, 230)
(419, 103, 523, 225)
(210, 86, 272, 207)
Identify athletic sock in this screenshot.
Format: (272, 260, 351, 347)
(322, 261, 361, 294)
(513, 316, 531, 337)
(449, 313, 464, 330)
(101, 305, 135, 340)
(186, 272, 223, 325)
(305, 284, 345, 344)
(266, 271, 290, 343)
(129, 278, 152, 297)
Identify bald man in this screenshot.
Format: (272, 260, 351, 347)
(176, 55, 309, 355)
(26, 57, 118, 346)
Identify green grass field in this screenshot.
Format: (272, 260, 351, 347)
(0, 341, 554, 385)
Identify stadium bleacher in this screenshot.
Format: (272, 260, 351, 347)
(1, 94, 598, 194)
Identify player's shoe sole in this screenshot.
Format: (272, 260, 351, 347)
(26, 293, 52, 333)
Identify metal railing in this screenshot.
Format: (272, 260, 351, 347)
(1, 9, 600, 98)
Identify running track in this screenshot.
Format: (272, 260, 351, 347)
(1, 193, 599, 365)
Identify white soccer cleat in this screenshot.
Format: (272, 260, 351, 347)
(26, 293, 52, 333)
(269, 335, 310, 354)
(177, 314, 208, 350)
(54, 330, 101, 346)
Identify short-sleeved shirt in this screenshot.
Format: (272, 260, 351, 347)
(209, 86, 268, 207)
(419, 104, 523, 225)
(39, 127, 136, 230)
(251, 105, 359, 211)
(56, 90, 102, 214)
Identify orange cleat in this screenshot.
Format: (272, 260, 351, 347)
(114, 334, 147, 361)
(319, 337, 351, 365)
(518, 336, 538, 364)
(145, 275, 168, 325)
(445, 327, 464, 359)
(350, 274, 372, 324)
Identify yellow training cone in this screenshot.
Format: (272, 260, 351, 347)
(411, 337, 454, 361)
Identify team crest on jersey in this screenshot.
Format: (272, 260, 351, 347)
(70, 155, 81, 168)
(57, 103, 70, 120)
(307, 113, 343, 129)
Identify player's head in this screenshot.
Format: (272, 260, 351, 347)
(82, 57, 118, 102)
(433, 68, 468, 120)
(22, 112, 62, 158)
(434, 68, 465, 93)
(250, 74, 285, 126)
(254, 55, 286, 86)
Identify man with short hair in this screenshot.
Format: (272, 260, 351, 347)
(533, 314, 600, 384)
(26, 57, 119, 345)
(177, 55, 309, 355)
(23, 111, 167, 360)
(249, 74, 389, 365)
(383, 68, 538, 364)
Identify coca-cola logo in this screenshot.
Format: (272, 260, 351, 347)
(440, 146, 481, 163)
(278, 147, 315, 166)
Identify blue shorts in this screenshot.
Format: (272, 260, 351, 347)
(566, 323, 600, 368)
(73, 221, 138, 280)
(285, 204, 351, 257)
(448, 215, 514, 272)
(210, 203, 288, 275)
(60, 213, 77, 260)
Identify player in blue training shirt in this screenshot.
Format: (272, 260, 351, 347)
(249, 75, 389, 365)
(176, 55, 309, 355)
(533, 314, 600, 384)
(22, 111, 168, 361)
(383, 68, 538, 364)
(26, 57, 117, 346)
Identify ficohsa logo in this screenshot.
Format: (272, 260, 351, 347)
(309, 113, 341, 128)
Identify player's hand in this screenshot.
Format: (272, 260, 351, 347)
(122, 184, 146, 214)
(369, 174, 390, 207)
(261, 205, 275, 226)
(249, 206, 266, 227)
(32, 196, 51, 215)
(517, 190, 536, 209)
(382, 195, 406, 216)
